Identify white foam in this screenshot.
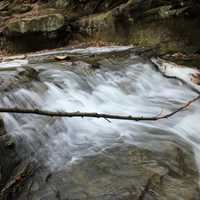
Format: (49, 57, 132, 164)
(0, 59, 28, 68)
(1, 52, 200, 173)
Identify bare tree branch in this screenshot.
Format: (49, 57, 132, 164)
(0, 95, 199, 121)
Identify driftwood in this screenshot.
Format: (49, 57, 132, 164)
(0, 95, 199, 121)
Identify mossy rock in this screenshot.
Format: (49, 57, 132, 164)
(6, 14, 65, 34)
(75, 1, 200, 55)
(18, 144, 200, 200)
(11, 4, 32, 14)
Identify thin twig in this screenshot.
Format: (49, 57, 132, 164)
(0, 95, 199, 121)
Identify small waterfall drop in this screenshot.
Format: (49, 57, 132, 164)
(0, 47, 200, 172)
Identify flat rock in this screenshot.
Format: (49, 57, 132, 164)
(17, 143, 200, 200)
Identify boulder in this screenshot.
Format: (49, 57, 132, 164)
(11, 4, 32, 14)
(4, 14, 70, 53)
(5, 14, 65, 35)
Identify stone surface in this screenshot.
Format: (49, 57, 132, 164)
(11, 4, 32, 14)
(0, 49, 199, 199)
(0, 0, 200, 54)
(0, 108, 36, 200)
(0, 66, 41, 93)
(17, 143, 200, 200)
(76, 0, 200, 54)
(6, 14, 65, 35)
(0, 117, 20, 192)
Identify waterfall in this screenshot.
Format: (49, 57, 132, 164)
(0, 47, 200, 173)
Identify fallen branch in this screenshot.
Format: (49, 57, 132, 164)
(0, 95, 199, 121)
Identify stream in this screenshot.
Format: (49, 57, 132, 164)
(0, 46, 200, 199)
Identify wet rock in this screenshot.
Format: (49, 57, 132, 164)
(0, 118, 6, 136)
(17, 67, 39, 80)
(17, 143, 200, 200)
(0, 114, 36, 200)
(0, 117, 20, 191)
(0, 67, 40, 92)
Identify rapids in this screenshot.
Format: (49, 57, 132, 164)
(0, 46, 200, 173)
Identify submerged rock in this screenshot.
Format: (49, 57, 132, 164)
(17, 143, 200, 200)
(0, 66, 40, 92)
(17, 67, 39, 80)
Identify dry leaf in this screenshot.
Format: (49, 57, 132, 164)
(191, 73, 200, 85)
(54, 55, 70, 61)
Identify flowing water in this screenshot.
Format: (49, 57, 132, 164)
(0, 46, 200, 173)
